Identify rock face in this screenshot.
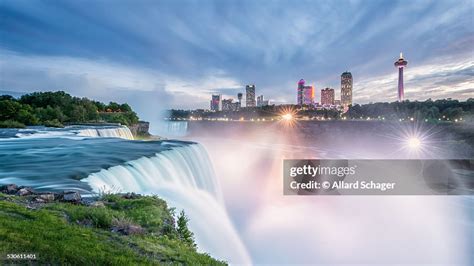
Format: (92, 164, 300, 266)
(1, 184, 18, 194)
(62, 191, 81, 203)
(1, 184, 35, 196)
(111, 224, 145, 235)
(129, 121, 150, 137)
(37, 193, 55, 202)
(16, 187, 33, 196)
(125, 225, 145, 235)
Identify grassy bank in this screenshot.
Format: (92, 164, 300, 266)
(0, 192, 225, 265)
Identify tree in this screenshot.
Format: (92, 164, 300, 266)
(0, 100, 21, 120)
(176, 210, 196, 249)
(17, 105, 38, 125)
(107, 102, 121, 112)
(120, 103, 132, 112)
(0, 91, 140, 127)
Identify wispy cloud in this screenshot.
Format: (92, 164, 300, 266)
(0, 0, 472, 108)
(354, 56, 474, 103)
(0, 49, 240, 117)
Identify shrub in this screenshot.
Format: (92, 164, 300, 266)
(43, 119, 64, 128)
(0, 120, 26, 128)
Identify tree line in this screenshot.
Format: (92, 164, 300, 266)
(0, 91, 139, 128)
(346, 98, 473, 121)
(169, 98, 474, 122)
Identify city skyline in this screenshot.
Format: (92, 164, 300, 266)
(206, 69, 351, 110)
(1, 0, 472, 122)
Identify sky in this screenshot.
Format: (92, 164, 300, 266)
(0, 0, 473, 121)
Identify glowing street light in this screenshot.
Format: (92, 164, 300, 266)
(282, 113, 293, 121)
(277, 106, 297, 127)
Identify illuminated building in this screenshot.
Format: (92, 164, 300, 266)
(303, 85, 314, 105)
(210, 94, 221, 111)
(321, 88, 335, 106)
(297, 79, 314, 106)
(246, 85, 256, 107)
(341, 71, 352, 108)
(237, 93, 243, 107)
(394, 52, 408, 101)
(297, 79, 305, 105)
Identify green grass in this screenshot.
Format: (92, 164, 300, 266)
(0, 194, 226, 265)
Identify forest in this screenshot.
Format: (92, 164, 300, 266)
(0, 91, 139, 128)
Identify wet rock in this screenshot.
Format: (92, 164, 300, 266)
(16, 187, 33, 196)
(37, 193, 55, 202)
(62, 191, 81, 203)
(1, 184, 18, 194)
(35, 198, 45, 203)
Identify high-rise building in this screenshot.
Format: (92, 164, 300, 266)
(297, 79, 314, 106)
(394, 52, 408, 101)
(222, 99, 240, 111)
(303, 85, 314, 105)
(321, 88, 335, 106)
(221, 99, 231, 111)
(210, 94, 221, 111)
(257, 95, 263, 107)
(246, 85, 256, 107)
(297, 79, 305, 105)
(341, 72, 352, 108)
(257, 95, 269, 107)
(237, 93, 243, 107)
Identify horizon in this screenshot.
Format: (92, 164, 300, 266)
(1, 0, 473, 121)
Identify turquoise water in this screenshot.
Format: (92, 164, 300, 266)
(0, 134, 194, 192)
(0, 125, 252, 263)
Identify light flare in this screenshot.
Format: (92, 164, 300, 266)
(406, 137, 421, 149)
(282, 113, 293, 121)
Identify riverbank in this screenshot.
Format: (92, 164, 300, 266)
(0, 184, 225, 265)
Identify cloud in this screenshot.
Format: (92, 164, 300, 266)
(0, 0, 472, 108)
(353, 56, 474, 103)
(0, 49, 241, 121)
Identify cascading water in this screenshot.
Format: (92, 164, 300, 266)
(3, 125, 135, 140)
(83, 142, 251, 264)
(153, 121, 188, 138)
(77, 126, 134, 140)
(0, 125, 250, 263)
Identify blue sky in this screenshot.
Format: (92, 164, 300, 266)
(1, 0, 473, 119)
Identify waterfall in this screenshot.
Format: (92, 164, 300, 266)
(83, 142, 251, 264)
(153, 121, 188, 138)
(77, 126, 134, 140)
